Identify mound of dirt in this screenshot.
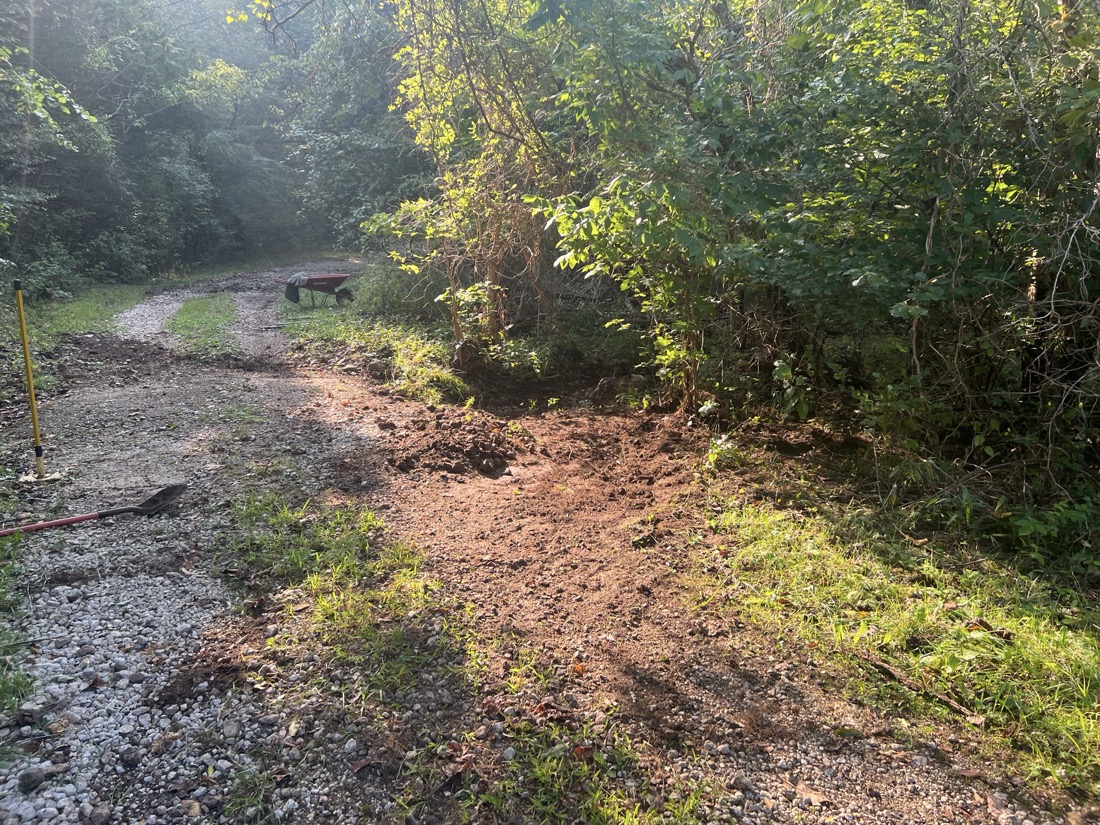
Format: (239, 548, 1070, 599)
(381, 407, 535, 476)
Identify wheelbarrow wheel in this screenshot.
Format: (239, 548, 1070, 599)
(336, 287, 355, 304)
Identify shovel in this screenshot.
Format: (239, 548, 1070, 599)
(0, 485, 187, 538)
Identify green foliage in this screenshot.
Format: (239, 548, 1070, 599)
(27, 285, 147, 342)
(228, 495, 384, 587)
(1, 0, 327, 287)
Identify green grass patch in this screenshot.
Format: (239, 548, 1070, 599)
(0, 284, 149, 402)
(285, 307, 469, 404)
(166, 293, 237, 355)
(226, 495, 451, 701)
(24, 285, 148, 345)
(701, 499, 1100, 796)
(0, 535, 32, 717)
(225, 768, 277, 822)
(228, 494, 385, 587)
(447, 722, 703, 823)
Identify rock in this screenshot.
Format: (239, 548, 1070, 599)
(180, 799, 202, 817)
(501, 747, 516, 761)
(89, 805, 112, 825)
(733, 775, 755, 793)
(120, 747, 142, 768)
(17, 768, 47, 793)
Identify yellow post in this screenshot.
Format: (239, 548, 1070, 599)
(13, 280, 45, 479)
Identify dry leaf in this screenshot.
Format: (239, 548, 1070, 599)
(795, 782, 830, 807)
(571, 746, 595, 760)
(986, 793, 1008, 815)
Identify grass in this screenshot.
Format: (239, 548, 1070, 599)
(166, 293, 238, 355)
(396, 645, 711, 824)
(225, 768, 277, 821)
(697, 497, 1100, 797)
(226, 495, 448, 702)
(284, 306, 470, 404)
(0, 536, 32, 718)
(25, 285, 148, 345)
(447, 721, 705, 824)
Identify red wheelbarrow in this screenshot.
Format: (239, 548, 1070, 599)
(279, 272, 355, 307)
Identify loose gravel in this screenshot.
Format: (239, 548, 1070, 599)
(1, 264, 395, 824)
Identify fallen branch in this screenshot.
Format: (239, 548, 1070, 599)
(854, 649, 985, 727)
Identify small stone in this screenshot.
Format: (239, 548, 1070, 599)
(501, 747, 516, 761)
(120, 747, 142, 768)
(89, 805, 112, 825)
(18, 768, 47, 793)
(733, 774, 755, 793)
(181, 799, 202, 817)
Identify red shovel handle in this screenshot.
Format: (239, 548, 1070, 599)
(0, 511, 101, 538)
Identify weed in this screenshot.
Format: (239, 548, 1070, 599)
(702, 434, 744, 473)
(225, 768, 276, 821)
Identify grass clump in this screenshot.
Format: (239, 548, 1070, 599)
(701, 499, 1100, 796)
(166, 293, 237, 355)
(226, 495, 455, 701)
(453, 723, 703, 824)
(285, 307, 469, 404)
(228, 494, 384, 587)
(0, 536, 32, 716)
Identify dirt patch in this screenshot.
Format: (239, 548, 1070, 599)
(376, 406, 533, 475)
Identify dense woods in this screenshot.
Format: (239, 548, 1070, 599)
(2, 0, 1099, 565)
